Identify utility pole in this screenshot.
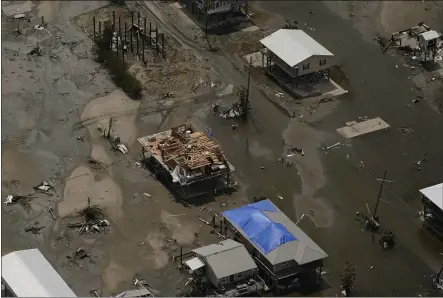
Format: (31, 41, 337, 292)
(242, 56, 253, 121)
(373, 169, 387, 219)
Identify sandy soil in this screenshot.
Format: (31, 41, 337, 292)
(3, 1, 443, 297)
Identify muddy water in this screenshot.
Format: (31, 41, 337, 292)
(38, 1, 60, 23)
(283, 120, 335, 228)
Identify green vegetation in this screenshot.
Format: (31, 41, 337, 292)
(94, 22, 143, 100)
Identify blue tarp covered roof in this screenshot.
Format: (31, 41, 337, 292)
(222, 200, 297, 254)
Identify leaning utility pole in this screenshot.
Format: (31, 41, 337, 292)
(373, 169, 387, 219)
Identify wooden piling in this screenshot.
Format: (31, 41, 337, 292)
(112, 11, 116, 32)
(124, 22, 127, 45)
(118, 16, 121, 39)
(180, 246, 183, 265)
(149, 22, 152, 45)
(142, 18, 146, 61)
(41, 16, 44, 26)
(93, 16, 96, 39)
(155, 27, 159, 52)
(161, 33, 165, 57)
(130, 11, 134, 52)
(116, 31, 119, 53)
(136, 29, 139, 58)
(99, 21, 102, 37)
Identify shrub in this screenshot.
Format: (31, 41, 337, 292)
(94, 23, 143, 99)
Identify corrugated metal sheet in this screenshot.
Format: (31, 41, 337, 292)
(260, 29, 333, 67)
(420, 183, 443, 210)
(1, 249, 77, 297)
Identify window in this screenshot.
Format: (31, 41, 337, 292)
(303, 63, 310, 70)
(319, 59, 327, 66)
(237, 272, 243, 279)
(220, 277, 227, 284)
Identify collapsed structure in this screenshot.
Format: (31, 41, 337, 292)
(222, 200, 328, 293)
(389, 23, 442, 62)
(260, 29, 336, 96)
(138, 123, 235, 199)
(420, 183, 443, 236)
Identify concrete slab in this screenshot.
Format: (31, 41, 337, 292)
(2, 1, 34, 17)
(243, 52, 262, 67)
(337, 117, 390, 139)
(241, 25, 260, 33)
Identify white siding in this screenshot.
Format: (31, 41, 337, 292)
(295, 55, 335, 77)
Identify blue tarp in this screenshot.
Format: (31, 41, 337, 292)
(222, 200, 297, 254)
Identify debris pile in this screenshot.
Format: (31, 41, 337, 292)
(68, 219, 110, 235)
(24, 224, 45, 235)
(67, 248, 91, 261)
(379, 231, 396, 249)
(212, 100, 246, 119)
(68, 198, 110, 235)
(34, 180, 52, 194)
(4, 195, 27, 205)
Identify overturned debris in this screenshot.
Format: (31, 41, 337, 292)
(4, 195, 27, 205)
(68, 219, 110, 235)
(379, 231, 396, 249)
(67, 248, 91, 261)
(34, 181, 52, 194)
(24, 225, 45, 235)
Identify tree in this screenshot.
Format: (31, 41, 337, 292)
(236, 85, 248, 120)
(340, 262, 356, 296)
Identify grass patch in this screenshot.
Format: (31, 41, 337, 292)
(94, 22, 143, 99)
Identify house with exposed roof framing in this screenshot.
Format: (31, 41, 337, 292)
(420, 183, 443, 236)
(137, 122, 235, 199)
(222, 200, 328, 292)
(1, 248, 77, 297)
(260, 29, 336, 95)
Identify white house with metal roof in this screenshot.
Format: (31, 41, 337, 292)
(1, 248, 77, 297)
(420, 183, 443, 235)
(222, 200, 328, 291)
(189, 239, 258, 289)
(260, 29, 336, 94)
(261, 29, 335, 76)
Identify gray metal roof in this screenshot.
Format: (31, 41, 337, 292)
(1, 249, 77, 297)
(192, 240, 257, 279)
(420, 183, 443, 210)
(260, 29, 334, 67)
(224, 201, 328, 266)
(419, 30, 441, 41)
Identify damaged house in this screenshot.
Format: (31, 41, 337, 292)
(137, 123, 235, 199)
(180, 0, 249, 33)
(260, 29, 336, 97)
(420, 183, 443, 236)
(390, 23, 442, 62)
(184, 239, 265, 296)
(222, 200, 328, 293)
